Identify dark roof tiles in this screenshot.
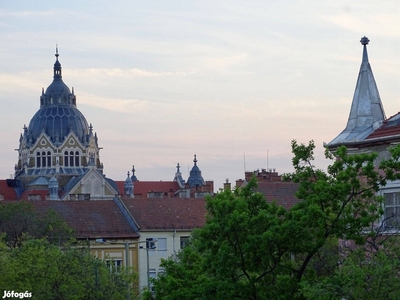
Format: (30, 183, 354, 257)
(255, 181, 300, 210)
(122, 198, 207, 231)
(30, 200, 138, 238)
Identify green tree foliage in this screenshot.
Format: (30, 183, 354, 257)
(150, 141, 400, 300)
(0, 237, 139, 300)
(0, 202, 73, 248)
(0, 202, 140, 299)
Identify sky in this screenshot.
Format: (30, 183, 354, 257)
(0, 1, 399, 191)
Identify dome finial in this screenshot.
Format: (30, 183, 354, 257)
(360, 36, 369, 46)
(55, 44, 59, 61)
(193, 154, 197, 165)
(131, 165, 138, 181)
(53, 45, 62, 79)
(360, 36, 370, 63)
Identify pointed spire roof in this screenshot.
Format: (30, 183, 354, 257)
(327, 36, 386, 147)
(173, 163, 186, 188)
(130, 165, 138, 181)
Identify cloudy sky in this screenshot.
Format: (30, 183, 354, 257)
(0, 1, 399, 190)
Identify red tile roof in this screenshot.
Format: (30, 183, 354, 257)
(366, 112, 400, 141)
(122, 198, 207, 231)
(115, 181, 180, 197)
(29, 200, 139, 239)
(255, 181, 300, 209)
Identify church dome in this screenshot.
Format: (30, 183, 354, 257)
(28, 106, 89, 144)
(45, 77, 71, 98)
(26, 48, 89, 144)
(187, 155, 205, 188)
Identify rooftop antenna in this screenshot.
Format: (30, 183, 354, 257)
(266, 150, 269, 171)
(243, 152, 246, 172)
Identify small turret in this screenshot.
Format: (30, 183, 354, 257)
(124, 171, 134, 198)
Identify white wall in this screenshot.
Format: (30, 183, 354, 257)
(137, 230, 192, 291)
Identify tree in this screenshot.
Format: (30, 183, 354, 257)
(149, 141, 400, 299)
(0, 202, 73, 248)
(0, 237, 139, 300)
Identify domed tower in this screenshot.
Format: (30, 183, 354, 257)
(14, 48, 115, 200)
(187, 155, 205, 188)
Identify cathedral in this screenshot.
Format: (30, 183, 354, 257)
(2, 48, 213, 201)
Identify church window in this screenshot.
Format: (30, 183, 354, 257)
(42, 151, 46, 167)
(36, 152, 41, 168)
(47, 151, 51, 167)
(36, 151, 52, 168)
(70, 151, 74, 166)
(64, 151, 69, 167)
(75, 151, 80, 167)
(89, 152, 95, 165)
(64, 150, 80, 167)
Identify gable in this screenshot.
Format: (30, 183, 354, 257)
(63, 169, 118, 200)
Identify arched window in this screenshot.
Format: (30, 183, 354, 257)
(70, 151, 74, 167)
(42, 151, 46, 167)
(47, 151, 51, 167)
(36, 152, 41, 168)
(75, 151, 79, 167)
(64, 151, 69, 167)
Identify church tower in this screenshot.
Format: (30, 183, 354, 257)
(14, 48, 117, 200)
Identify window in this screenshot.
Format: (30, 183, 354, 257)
(28, 194, 41, 201)
(64, 150, 80, 167)
(180, 236, 190, 249)
(384, 192, 400, 228)
(75, 151, 80, 167)
(70, 151, 74, 166)
(149, 269, 157, 279)
(64, 151, 69, 166)
(157, 238, 167, 251)
(36, 151, 52, 168)
(42, 151, 46, 167)
(69, 194, 90, 201)
(47, 151, 51, 167)
(36, 152, 41, 167)
(148, 268, 157, 291)
(106, 259, 122, 272)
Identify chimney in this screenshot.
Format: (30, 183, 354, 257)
(224, 178, 231, 191)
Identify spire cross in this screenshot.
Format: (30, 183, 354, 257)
(176, 163, 180, 172)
